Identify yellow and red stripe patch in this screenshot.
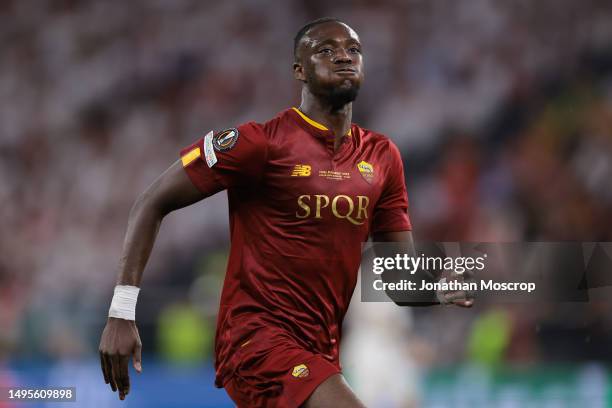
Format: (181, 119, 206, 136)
(181, 147, 201, 167)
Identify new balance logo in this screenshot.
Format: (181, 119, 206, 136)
(291, 164, 311, 177)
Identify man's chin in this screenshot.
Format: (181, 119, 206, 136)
(326, 84, 360, 108)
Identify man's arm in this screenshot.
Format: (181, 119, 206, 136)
(117, 160, 205, 286)
(99, 160, 206, 400)
(373, 230, 473, 308)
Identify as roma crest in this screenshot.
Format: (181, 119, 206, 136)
(292, 364, 310, 378)
(357, 160, 374, 183)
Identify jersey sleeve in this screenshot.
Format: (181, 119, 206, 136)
(371, 141, 412, 233)
(179, 122, 268, 197)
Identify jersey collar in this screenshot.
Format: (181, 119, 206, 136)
(290, 107, 352, 137)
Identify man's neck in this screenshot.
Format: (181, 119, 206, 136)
(298, 88, 352, 144)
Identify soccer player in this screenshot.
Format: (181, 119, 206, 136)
(99, 17, 473, 407)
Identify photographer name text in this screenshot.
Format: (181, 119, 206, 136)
(373, 279, 536, 293)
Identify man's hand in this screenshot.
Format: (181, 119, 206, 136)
(436, 272, 474, 308)
(99, 317, 142, 400)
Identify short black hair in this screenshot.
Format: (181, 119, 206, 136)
(293, 17, 344, 59)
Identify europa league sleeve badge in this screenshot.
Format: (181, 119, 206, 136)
(212, 128, 240, 152)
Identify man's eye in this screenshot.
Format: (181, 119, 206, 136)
(319, 48, 333, 55)
(349, 47, 361, 54)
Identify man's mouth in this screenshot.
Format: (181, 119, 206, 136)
(334, 68, 357, 73)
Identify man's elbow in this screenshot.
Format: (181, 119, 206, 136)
(130, 187, 167, 220)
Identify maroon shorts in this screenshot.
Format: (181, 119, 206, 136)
(223, 338, 340, 408)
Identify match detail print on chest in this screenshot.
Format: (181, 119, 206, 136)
(287, 143, 377, 193)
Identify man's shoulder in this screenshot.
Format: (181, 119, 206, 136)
(354, 124, 397, 149)
(237, 109, 292, 139)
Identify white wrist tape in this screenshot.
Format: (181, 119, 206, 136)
(108, 285, 140, 320)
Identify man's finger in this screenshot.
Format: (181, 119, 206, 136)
(104, 353, 117, 392)
(119, 355, 131, 397)
(133, 343, 143, 373)
(99, 352, 110, 384)
(443, 290, 468, 303)
(111, 355, 124, 398)
(452, 298, 474, 308)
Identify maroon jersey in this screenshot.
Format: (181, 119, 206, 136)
(180, 108, 411, 387)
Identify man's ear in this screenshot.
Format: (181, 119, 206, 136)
(293, 61, 306, 82)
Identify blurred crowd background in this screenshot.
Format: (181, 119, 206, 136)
(2, 0, 612, 406)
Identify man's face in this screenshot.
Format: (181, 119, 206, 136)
(294, 22, 364, 107)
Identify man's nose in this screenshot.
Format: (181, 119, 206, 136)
(333, 49, 353, 64)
